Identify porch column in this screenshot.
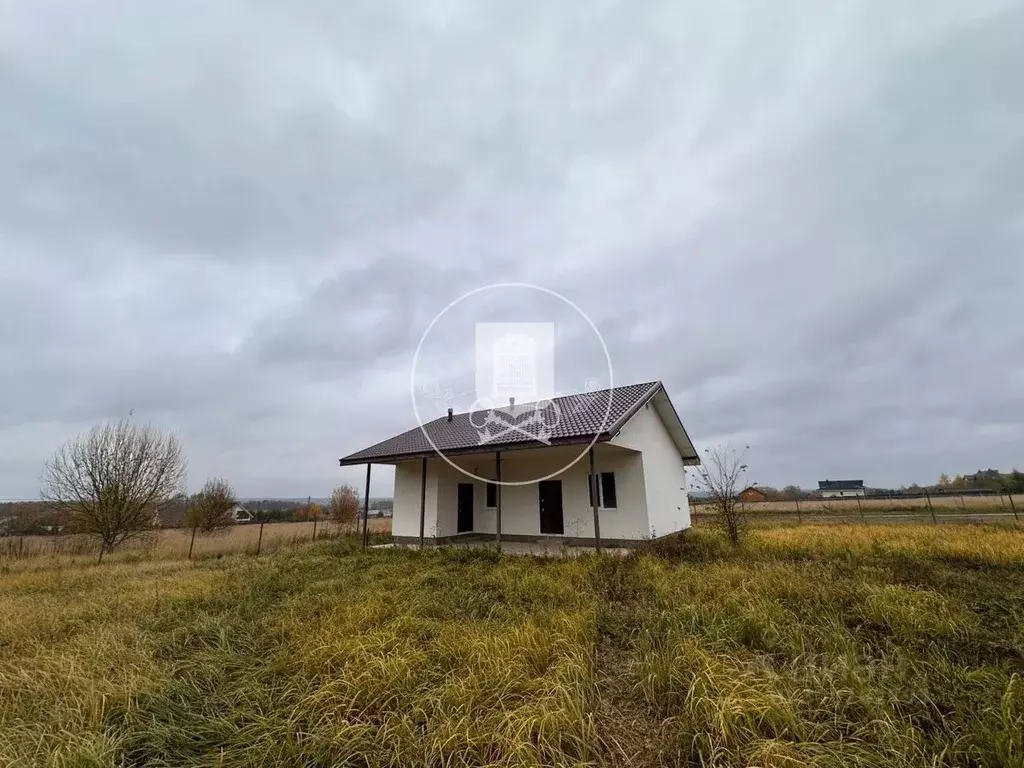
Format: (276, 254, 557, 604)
(589, 446, 602, 553)
(418, 457, 427, 550)
(495, 451, 502, 553)
(361, 463, 372, 548)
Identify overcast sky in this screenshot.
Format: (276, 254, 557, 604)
(1, 0, 1022, 498)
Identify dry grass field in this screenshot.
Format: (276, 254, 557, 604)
(693, 493, 1024, 516)
(0, 519, 393, 567)
(1, 523, 1022, 767)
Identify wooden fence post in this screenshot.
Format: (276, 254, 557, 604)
(925, 490, 937, 524)
(1008, 493, 1019, 522)
(795, 497, 802, 524)
(856, 494, 864, 522)
(188, 525, 197, 560)
(256, 521, 265, 555)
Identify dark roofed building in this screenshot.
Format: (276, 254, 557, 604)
(338, 381, 700, 548)
(817, 479, 866, 498)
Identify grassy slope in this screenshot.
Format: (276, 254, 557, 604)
(0, 525, 1022, 767)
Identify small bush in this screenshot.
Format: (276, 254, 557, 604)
(641, 530, 734, 563)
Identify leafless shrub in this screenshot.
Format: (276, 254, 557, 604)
(692, 445, 750, 548)
(41, 419, 186, 562)
(329, 484, 360, 527)
(186, 478, 237, 534)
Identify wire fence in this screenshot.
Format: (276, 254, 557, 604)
(692, 491, 1022, 525)
(0, 518, 393, 565)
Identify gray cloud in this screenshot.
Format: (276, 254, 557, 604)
(0, 0, 1022, 498)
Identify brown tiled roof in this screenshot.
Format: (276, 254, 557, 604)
(338, 381, 677, 465)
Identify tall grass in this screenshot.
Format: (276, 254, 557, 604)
(1, 525, 1022, 766)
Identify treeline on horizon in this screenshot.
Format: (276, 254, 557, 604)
(748, 468, 1024, 499)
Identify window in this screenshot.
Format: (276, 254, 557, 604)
(601, 472, 617, 509)
(486, 482, 498, 508)
(587, 472, 617, 508)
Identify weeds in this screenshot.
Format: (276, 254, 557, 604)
(1, 527, 1022, 766)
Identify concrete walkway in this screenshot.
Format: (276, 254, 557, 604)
(376, 540, 632, 557)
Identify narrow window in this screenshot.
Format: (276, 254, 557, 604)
(600, 472, 617, 509)
(486, 482, 498, 508)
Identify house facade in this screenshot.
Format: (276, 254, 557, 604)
(818, 480, 866, 498)
(229, 504, 253, 523)
(738, 486, 767, 503)
(339, 382, 699, 547)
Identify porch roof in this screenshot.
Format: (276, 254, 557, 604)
(338, 381, 700, 466)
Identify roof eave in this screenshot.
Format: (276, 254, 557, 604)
(338, 432, 617, 467)
(609, 381, 700, 465)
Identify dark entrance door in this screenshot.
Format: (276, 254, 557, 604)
(538, 480, 564, 534)
(457, 483, 474, 533)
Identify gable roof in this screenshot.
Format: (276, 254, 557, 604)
(338, 381, 699, 466)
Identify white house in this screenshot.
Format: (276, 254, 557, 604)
(818, 480, 866, 498)
(228, 504, 254, 523)
(338, 381, 700, 548)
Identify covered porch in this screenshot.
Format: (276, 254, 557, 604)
(387, 441, 649, 551)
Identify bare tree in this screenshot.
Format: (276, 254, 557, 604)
(328, 484, 360, 528)
(781, 484, 802, 499)
(186, 478, 237, 534)
(692, 445, 750, 547)
(41, 419, 186, 562)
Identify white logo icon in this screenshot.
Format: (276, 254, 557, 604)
(475, 323, 553, 407)
(410, 283, 614, 486)
(472, 322, 556, 445)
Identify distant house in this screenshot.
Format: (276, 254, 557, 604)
(737, 486, 767, 503)
(818, 480, 866, 498)
(368, 505, 394, 519)
(229, 504, 254, 523)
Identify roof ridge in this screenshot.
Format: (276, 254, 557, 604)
(431, 381, 661, 420)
